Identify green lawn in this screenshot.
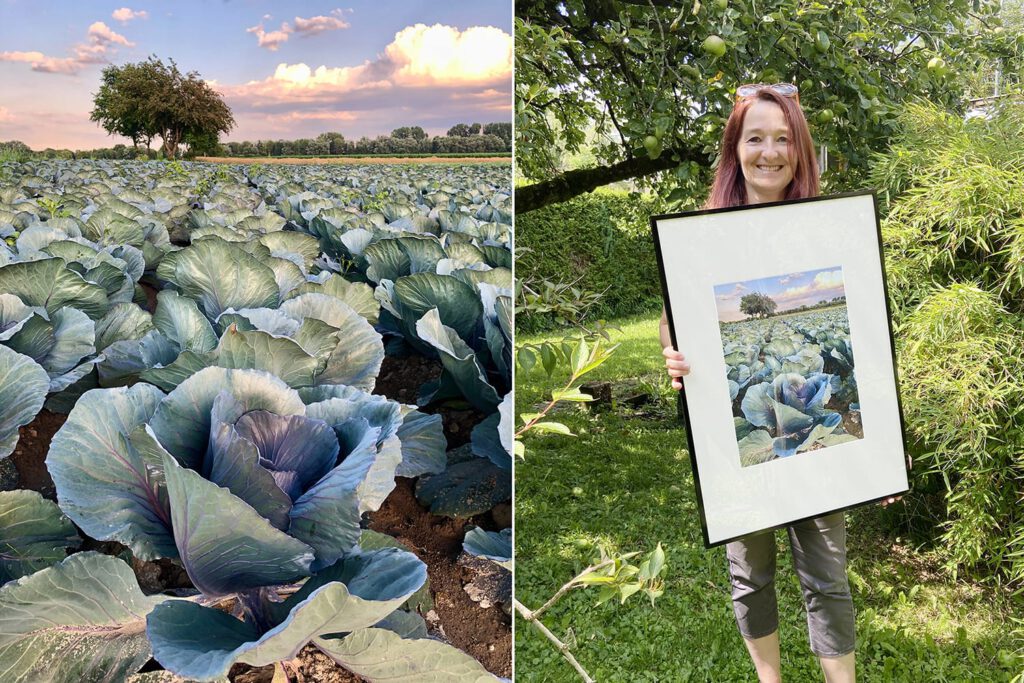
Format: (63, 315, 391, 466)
(515, 313, 1024, 682)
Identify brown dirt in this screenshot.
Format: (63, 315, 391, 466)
(232, 646, 365, 683)
(368, 478, 511, 677)
(436, 406, 482, 449)
(7, 409, 66, 500)
(196, 156, 510, 166)
(831, 398, 864, 439)
(372, 353, 487, 449)
(373, 354, 441, 405)
(138, 281, 160, 313)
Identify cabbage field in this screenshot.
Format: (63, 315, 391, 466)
(720, 307, 863, 467)
(0, 159, 511, 681)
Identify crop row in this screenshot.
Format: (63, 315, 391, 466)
(720, 308, 862, 466)
(0, 159, 511, 681)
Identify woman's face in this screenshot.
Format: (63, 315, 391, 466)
(736, 100, 795, 204)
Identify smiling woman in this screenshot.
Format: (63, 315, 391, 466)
(737, 101, 795, 202)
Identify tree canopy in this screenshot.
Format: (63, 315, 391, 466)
(515, 0, 1019, 213)
(739, 292, 777, 319)
(91, 56, 234, 159)
(391, 126, 428, 140)
(447, 123, 473, 137)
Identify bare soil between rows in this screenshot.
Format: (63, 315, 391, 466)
(3, 353, 511, 680)
(196, 156, 511, 165)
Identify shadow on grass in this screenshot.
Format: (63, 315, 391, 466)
(515, 315, 1024, 682)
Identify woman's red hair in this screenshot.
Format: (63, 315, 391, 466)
(704, 89, 819, 209)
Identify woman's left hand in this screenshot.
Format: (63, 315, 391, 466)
(881, 454, 912, 506)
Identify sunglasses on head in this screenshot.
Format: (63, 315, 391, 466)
(735, 83, 800, 105)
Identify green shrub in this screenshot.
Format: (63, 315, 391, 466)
(516, 190, 664, 330)
(872, 99, 1024, 585)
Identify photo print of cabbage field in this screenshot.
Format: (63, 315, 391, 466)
(0, 2, 512, 681)
(714, 266, 863, 467)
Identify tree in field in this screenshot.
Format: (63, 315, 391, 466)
(447, 123, 472, 137)
(469, 122, 482, 134)
(515, 0, 1014, 213)
(739, 292, 777, 319)
(91, 56, 234, 159)
(90, 60, 160, 150)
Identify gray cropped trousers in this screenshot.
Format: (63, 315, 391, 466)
(725, 511, 856, 658)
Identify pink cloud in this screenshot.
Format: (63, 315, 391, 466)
(87, 22, 134, 47)
(246, 22, 292, 51)
(1, 20, 134, 75)
(247, 10, 350, 50)
(0, 50, 81, 74)
(111, 8, 148, 23)
(268, 110, 358, 122)
(227, 22, 510, 109)
(293, 13, 350, 36)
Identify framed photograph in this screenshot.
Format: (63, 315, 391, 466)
(650, 191, 909, 547)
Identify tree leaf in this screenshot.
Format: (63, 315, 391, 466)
(527, 421, 573, 436)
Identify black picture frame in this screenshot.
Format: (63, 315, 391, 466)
(650, 190, 910, 548)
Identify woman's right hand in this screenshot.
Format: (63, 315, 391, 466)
(662, 346, 690, 391)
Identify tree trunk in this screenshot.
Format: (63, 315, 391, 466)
(515, 147, 711, 214)
(161, 129, 182, 159)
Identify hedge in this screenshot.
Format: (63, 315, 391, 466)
(516, 190, 665, 328)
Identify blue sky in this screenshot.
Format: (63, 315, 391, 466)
(0, 1, 511, 149)
(714, 266, 847, 322)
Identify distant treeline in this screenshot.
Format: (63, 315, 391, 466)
(0, 122, 512, 162)
(777, 296, 847, 316)
(219, 123, 511, 157)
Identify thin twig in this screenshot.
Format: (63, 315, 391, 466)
(533, 558, 617, 619)
(514, 599, 594, 683)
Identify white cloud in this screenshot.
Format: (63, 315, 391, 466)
(111, 8, 148, 23)
(385, 24, 512, 86)
(812, 269, 844, 290)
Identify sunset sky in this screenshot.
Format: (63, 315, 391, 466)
(0, 1, 511, 150)
(714, 267, 848, 323)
